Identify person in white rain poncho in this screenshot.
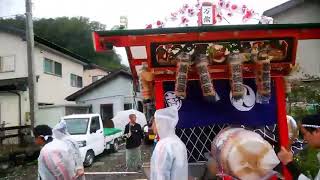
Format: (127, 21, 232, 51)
(53, 120, 85, 179)
(150, 106, 188, 180)
(34, 125, 76, 180)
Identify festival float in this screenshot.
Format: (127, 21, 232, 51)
(92, 1, 320, 179)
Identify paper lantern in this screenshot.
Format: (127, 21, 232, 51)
(195, 54, 219, 102)
(175, 52, 191, 99)
(255, 50, 271, 104)
(228, 51, 245, 100)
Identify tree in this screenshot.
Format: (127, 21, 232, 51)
(0, 16, 124, 70)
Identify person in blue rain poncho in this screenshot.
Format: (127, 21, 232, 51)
(150, 106, 188, 180)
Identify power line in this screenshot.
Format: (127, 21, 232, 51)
(223, 17, 231, 24)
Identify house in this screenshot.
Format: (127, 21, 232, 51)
(66, 70, 143, 123)
(0, 25, 94, 127)
(83, 64, 111, 86)
(263, 0, 320, 80)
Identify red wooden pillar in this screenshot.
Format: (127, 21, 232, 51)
(275, 76, 292, 180)
(155, 80, 164, 110)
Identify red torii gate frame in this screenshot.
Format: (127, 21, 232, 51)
(93, 23, 320, 180)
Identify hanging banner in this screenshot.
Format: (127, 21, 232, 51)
(163, 79, 277, 128)
(200, 2, 216, 25)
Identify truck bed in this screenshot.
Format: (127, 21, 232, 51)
(104, 128, 123, 143)
(103, 128, 122, 136)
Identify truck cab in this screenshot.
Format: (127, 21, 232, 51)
(63, 114, 121, 166)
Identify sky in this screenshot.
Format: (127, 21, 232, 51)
(0, 0, 289, 65)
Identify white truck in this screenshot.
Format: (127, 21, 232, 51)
(62, 114, 123, 166)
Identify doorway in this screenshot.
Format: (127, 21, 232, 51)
(100, 104, 113, 121)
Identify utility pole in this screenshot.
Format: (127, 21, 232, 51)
(25, 0, 37, 129)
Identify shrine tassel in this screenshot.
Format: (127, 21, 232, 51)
(175, 52, 191, 99)
(228, 51, 245, 100)
(255, 50, 271, 104)
(195, 54, 219, 102)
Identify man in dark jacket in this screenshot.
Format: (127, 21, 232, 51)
(124, 114, 143, 171)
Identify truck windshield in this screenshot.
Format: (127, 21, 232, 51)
(64, 118, 89, 135)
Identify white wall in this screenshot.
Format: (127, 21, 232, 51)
(0, 32, 86, 105)
(0, 91, 30, 127)
(79, 96, 124, 117)
(83, 68, 109, 86)
(273, 2, 320, 24)
(293, 40, 320, 79)
(272, 2, 320, 80)
(76, 76, 137, 117)
(0, 32, 28, 80)
(0, 31, 88, 127)
(34, 47, 85, 105)
(77, 76, 133, 102)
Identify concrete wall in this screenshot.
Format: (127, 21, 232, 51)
(36, 106, 65, 127)
(83, 68, 109, 86)
(272, 1, 320, 80)
(36, 106, 90, 127)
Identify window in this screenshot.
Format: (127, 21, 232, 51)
(138, 101, 144, 113)
(92, 76, 99, 83)
(44, 58, 62, 76)
(38, 103, 54, 106)
(71, 74, 83, 88)
(65, 118, 89, 135)
(92, 75, 104, 83)
(90, 116, 100, 133)
(0, 55, 15, 72)
(124, 103, 132, 110)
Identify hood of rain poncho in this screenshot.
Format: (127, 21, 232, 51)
(52, 120, 84, 171)
(52, 120, 70, 140)
(154, 106, 179, 139)
(151, 106, 188, 180)
(38, 138, 76, 180)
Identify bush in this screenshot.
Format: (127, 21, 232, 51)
(294, 148, 319, 178)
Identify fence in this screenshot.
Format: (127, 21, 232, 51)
(0, 124, 31, 145)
